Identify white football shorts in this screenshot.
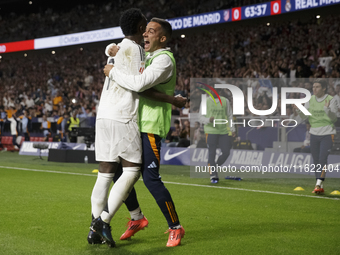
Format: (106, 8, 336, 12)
(95, 118, 142, 164)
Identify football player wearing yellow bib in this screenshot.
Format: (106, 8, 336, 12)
(105, 18, 185, 247)
(297, 79, 338, 194)
(199, 94, 235, 184)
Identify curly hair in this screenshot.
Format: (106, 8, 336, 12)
(119, 8, 145, 36)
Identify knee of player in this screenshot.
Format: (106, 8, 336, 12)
(143, 176, 162, 189)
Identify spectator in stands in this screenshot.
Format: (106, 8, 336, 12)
(193, 121, 201, 145)
(180, 100, 190, 117)
(44, 95, 53, 114)
(5, 105, 19, 149)
(40, 114, 51, 142)
(67, 111, 79, 143)
(165, 119, 181, 145)
(0, 106, 5, 135)
(21, 110, 31, 141)
(53, 91, 63, 111)
(25, 94, 35, 109)
(196, 128, 207, 148)
(177, 122, 191, 147)
(319, 50, 336, 74)
(60, 112, 70, 142)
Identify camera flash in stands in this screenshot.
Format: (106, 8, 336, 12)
(80, 48, 83, 51)
(181, 34, 185, 38)
(29, 1, 32, 4)
(24, 53, 27, 57)
(72, 98, 77, 104)
(267, 23, 270, 26)
(316, 15, 320, 19)
(52, 51, 55, 54)
(0, 56, 2, 59)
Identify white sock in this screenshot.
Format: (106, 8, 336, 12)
(91, 172, 115, 218)
(101, 167, 140, 224)
(170, 224, 181, 229)
(129, 207, 144, 221)
(316, 179, 323, 187)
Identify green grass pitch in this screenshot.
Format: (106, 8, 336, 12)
(0, 152, 339, 254)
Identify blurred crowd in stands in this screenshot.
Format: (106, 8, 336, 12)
(1, 1, 340, 147)
(0, 0, 268, 43)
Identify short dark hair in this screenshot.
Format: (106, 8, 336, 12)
(150, 17, 172, 42)
(120, 8, 145, 36)
(314, 78, 328, 93)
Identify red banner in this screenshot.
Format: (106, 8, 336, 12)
(0, 40, 34, 53)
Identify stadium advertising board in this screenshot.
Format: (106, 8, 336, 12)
(19, 142, 94, 156)
(1, 0, 340, 53)
(167, 10, 226, 30)
(34, 27, 124, 50)
(161, 147, 340, 178)
(0, 40, 34, 53)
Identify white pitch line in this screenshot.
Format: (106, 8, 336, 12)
(1, 165, 339, 201)
(0, 166, 95, 177)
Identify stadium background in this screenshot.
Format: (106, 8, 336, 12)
(0, 0, 340, 254)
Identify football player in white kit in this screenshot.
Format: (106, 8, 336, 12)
(89, 8, 147, 248)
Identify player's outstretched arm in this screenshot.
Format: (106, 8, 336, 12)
(107, 54, 172, 92)
(139, 88, 187, 108)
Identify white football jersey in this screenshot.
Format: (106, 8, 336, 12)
(97, 38, 145, 122)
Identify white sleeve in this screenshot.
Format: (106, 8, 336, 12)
(324, 98, 338, 123)
(105, 43, 116, 57)
(199, 102, 210, 125)
(109, 54, 173, 92)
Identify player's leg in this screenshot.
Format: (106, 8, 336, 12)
(94, 160, 140, 247)
(113, 166, 148, 241)
(216, 134, 233, 166)
(206, 134, 219, 183)
(91, 162, 118, 218)
(100, 159, 140, 224)
(141, 132, 184, 247)
(113, 166, 143, 220)
(92, 120, 142, 247)
(315, 135, 333, 193)
(310, 134, 323, 193)
(89, 161, 119, 246)
(89, 161, 118, 245)
(89, 118, 118, 246)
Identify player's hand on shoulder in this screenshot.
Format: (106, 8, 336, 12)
(108, 45, 120, 57)
(173, 95, 187, 108)
(104, 64, 114, 77)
